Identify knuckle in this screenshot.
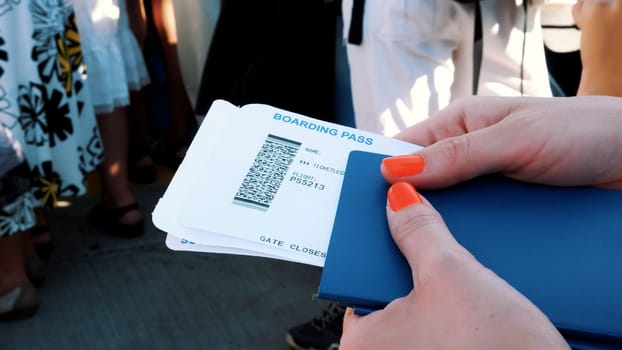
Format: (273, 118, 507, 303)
(424, 246, 477, 282)
(391, 207, 443, 244)
(426, 247, 465, 271)
(443, 136, 471, 165)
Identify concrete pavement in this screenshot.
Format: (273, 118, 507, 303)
(0, 180, 328, 350)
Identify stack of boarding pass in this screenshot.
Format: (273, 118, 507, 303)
(152, 100, 420, 267)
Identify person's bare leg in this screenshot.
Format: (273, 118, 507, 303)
(0, 231, 39, 319)
(0, 233, 28, 296)
(96, 107, 142, 225)
(127, 0, 147, 46)
(125, 0, 156, 181)
(127, 88, 154, 166)
(30, 206, 50, 246)
(151, 0, 193, 150)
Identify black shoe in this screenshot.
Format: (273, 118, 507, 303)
(88, 202, 144, 238)
(128, 157, 157, 185)
(286, 303, 345, 350)
(0, 281, 40, 321)
(150, 138, 189, 170)
(128, 146, 157, 185)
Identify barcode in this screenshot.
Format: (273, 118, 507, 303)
(233, 134, 301, 210)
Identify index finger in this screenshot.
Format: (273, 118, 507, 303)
(393, 96, 526, 146)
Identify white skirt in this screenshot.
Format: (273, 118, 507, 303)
(74, 0, 150, 114)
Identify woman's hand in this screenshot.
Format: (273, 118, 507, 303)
(382, 96, 622, 190)
(340, 182, 570, 350)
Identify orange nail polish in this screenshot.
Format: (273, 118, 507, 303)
(382, 154, 425, 177)
(388, 182, 422, 211)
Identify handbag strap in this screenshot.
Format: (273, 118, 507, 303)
(472, 0, 483, 95)
(347, 0, 365, 45)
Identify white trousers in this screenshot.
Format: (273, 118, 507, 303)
(342, 0, 552, 136)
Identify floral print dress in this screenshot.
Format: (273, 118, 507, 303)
(0, 0, 102, 237)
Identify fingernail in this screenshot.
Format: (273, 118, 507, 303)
(382, 154, 425, 177)
(388, 182, 423, 211)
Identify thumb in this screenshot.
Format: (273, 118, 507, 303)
(386, 182, 460, 278)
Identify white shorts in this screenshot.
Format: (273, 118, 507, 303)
(342, 0, 553, 136)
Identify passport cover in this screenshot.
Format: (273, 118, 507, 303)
(319, 150, 622, 345)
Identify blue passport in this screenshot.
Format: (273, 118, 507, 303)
(319, 151, 622, 346)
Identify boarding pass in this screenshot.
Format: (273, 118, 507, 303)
(152, 100, 421, 266)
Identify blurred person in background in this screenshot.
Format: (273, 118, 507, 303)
(573, 0, 622, 96)
(0, 126, 40, 321)
(0, 0, 103, 319)
(74, 0, 150, 237)
(127, 0, 197, 170)
(341, 0, 553, 137)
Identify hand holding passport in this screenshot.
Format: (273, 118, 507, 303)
(326, 151, 622, 349)
(339, 174, 569, 350)
(155, 96, 622, 348)
(327, 97, 622, 348)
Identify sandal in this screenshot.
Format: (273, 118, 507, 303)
(150, 138, 189, 170)
(88, 203, 144, 238)
(0, 281, 39, 321)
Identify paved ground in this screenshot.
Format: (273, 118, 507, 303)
(0, 179, 329, 350)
